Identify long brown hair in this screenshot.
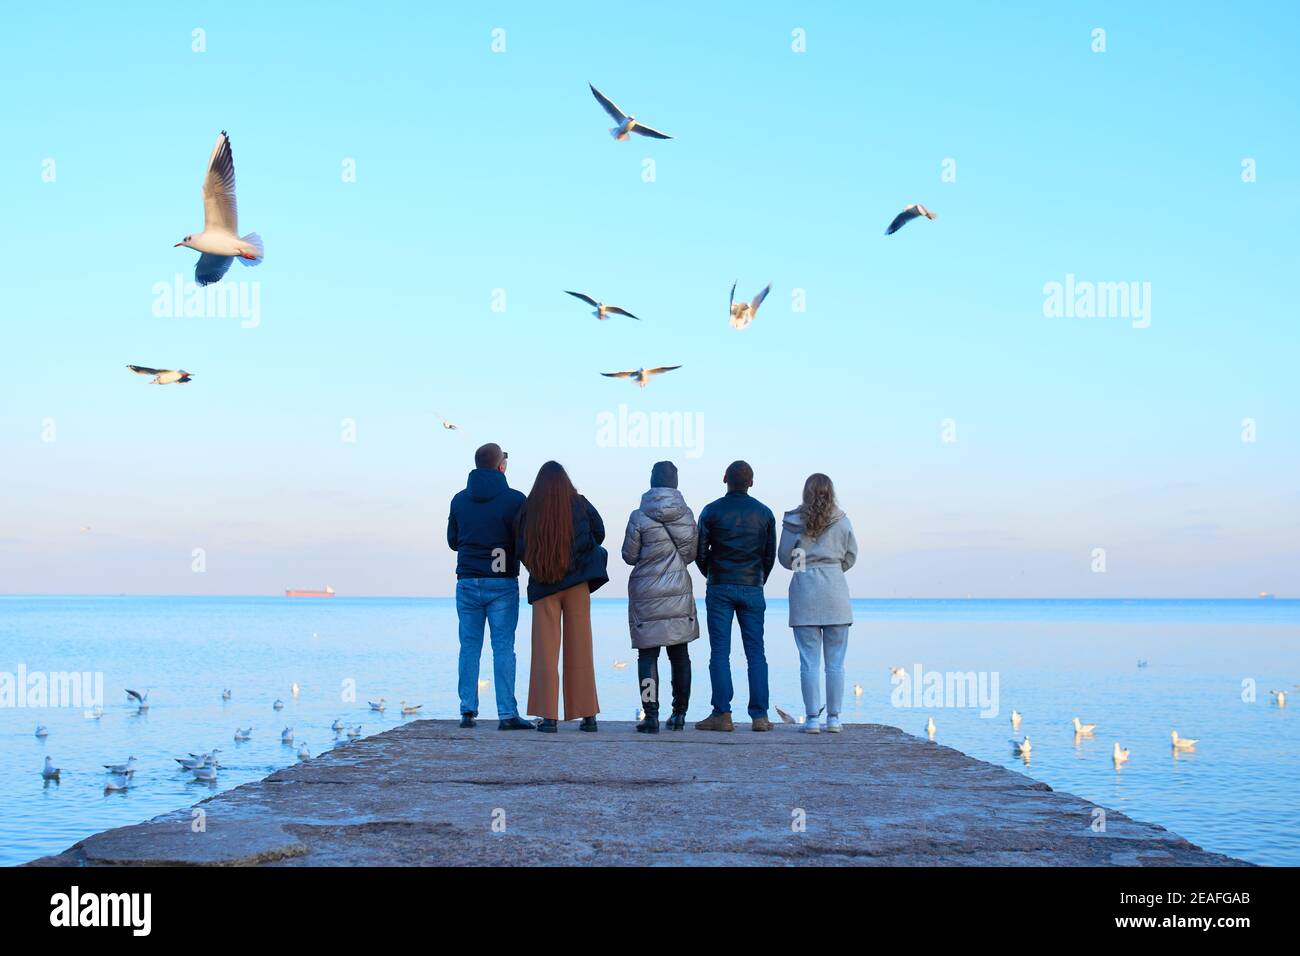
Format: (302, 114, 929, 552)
(800, 473, 838, 539)
(522, 461, 577, 583)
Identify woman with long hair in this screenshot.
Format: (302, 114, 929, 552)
(515, 461, 608, 732)
(777, 473, 858, 733)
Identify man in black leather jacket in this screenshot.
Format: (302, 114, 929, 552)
(694, 460, 776, 732)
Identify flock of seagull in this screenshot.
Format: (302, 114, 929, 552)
(33, 684, 426, 790)
(124, 86, 938, 396)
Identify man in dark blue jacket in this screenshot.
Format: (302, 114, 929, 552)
(694, 460, 777, 732)
(447, 443, 534, 730)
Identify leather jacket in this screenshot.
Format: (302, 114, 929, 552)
(696, 490, 776, 587)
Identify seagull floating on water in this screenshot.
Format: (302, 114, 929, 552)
(1170, 730, 1198, 750)
(884, 203, 937, 236)
(104, 773, 130, 792)
(728, 282, 771, 330)
(565, 290, 640, 321)
(103, 757, 138, 775)
(400, 701, 422, 715)
(853, 684, 864, 698)
(1010, 710, 1022, 731)
(281, 727, 294, 743)
(1112, 742, 1130, 765)
(330, 718, 344, 732)
(291, 682, 300, 698)
(889, 667, 907, 679)
(42, 756, 61, 780)
(588, 83, 672, 141)
(346, 725, 362, 739)
(1072, 717, 1097, 736)
(273, 699, 284, 710)
(369, 699, 387, 712)
(1270, 689, 1288, 708)
(127, 365, 192, 385)
(297, 742, 310, 760)
(1010, 735, 1032, 755)
(192, 765, 218, 783)
(174, 130, 263, 286)
(601, 366, 682, 389)
(126, 688, 150, 710)
(34, 724, 49, 738)
(234, 727, 252, 741)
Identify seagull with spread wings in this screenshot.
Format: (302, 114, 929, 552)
(564, 290, 640, 321)
(174, 131, 264, 286)
(884, 203, 938, 236)
(589, 84, 673, 141)
(729, 281, 771, 330)
(127, 365, 193, 385)
(601, 366, 681, 389)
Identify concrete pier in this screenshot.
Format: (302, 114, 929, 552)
(31, 720, 1245, 866)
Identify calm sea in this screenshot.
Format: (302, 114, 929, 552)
(1, 596, 1296, 866)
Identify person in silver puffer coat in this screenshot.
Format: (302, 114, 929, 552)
(621, 461, 699, 732)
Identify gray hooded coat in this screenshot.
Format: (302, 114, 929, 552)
(777, 508, 858, 626)
(621, 487, 700, 649)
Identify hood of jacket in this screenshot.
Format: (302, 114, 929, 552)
(782, 506, 845, 536)
(466, 468, 509, 503)
(640, 486, 687, 524)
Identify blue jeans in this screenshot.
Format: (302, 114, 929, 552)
(705, 583, 768, 719)
(456, 577, 521, 719)
(793, 625, 850, 719)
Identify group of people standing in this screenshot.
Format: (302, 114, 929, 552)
(447, 443, 858, 734)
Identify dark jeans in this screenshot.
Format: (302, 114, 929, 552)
(637, 643, 691, 718)
(705, 583, 768, 718)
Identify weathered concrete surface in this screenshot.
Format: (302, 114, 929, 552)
(31, 721, 1246, 866)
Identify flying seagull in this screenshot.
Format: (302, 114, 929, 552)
(589, 83, 672, 141)
(564, 290, 640, 321)
(437, 417, 458, 430)
(125, 688, 150, 710)
(174, 130, 264, 286)
(884, 203, 938, 236)
(728, 282, 771, 330)
(127, 365, 192, 385)
(601, 366, 681, 389)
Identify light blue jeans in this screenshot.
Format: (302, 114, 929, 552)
(793, 625, 850, 719)
(456, 577, 521, 719)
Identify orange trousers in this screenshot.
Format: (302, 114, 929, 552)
(527, 583, 600, 720)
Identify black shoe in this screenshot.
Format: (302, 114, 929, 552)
(665, 711, 686, 731)
(498, 716, 535, 730)
(459, 712, 476, 729)
(579, 716, 598, 733)
(536, 718, 558, 733)
(636, 717, 659, 733)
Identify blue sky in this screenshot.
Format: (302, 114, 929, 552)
(1, 1, 1296, 597)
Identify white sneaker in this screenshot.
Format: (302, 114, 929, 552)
(826, 716, 842, 733)
(800, 718, 821, 734)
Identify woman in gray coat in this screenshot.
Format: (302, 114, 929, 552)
(777, 473, 858, 733)
(621, 461, 699, 733)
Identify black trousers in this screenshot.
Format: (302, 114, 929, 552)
(638, 643, 691, 717)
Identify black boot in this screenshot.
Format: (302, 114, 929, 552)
(664, 711, 686, 730)
(579, 716, 598, 732)
(637, 713, 659, 733)
(536, 718, 558, 733)
(498, 715, 535, 730)
(459, 711, 476, 728)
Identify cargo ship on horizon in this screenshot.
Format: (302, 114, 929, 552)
(285, 586, 335, 598)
